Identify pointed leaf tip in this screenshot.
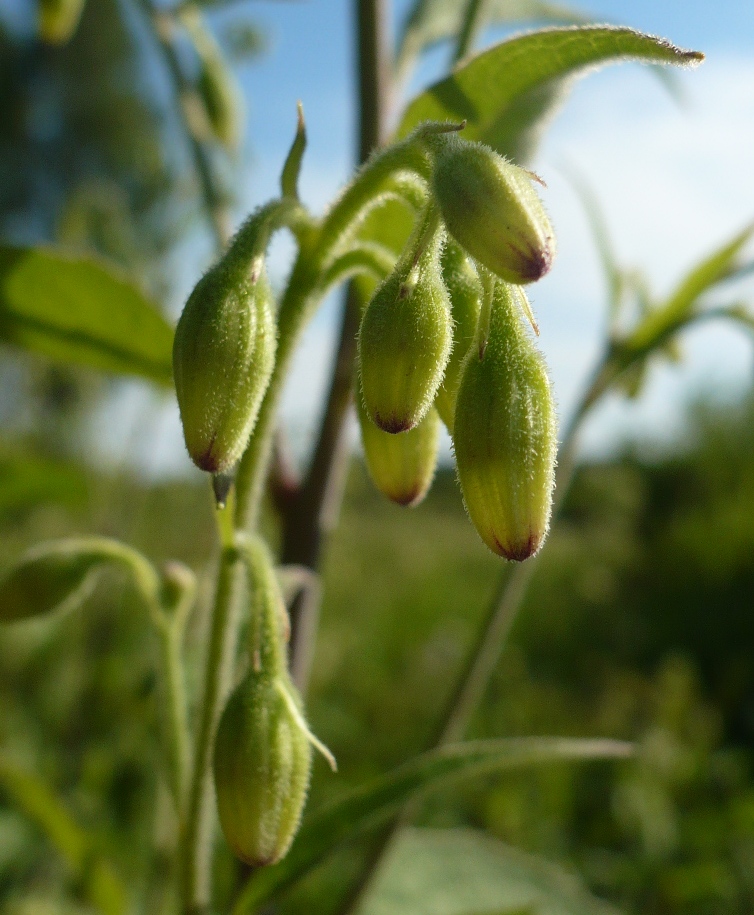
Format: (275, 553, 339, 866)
(398, 27, 706, 163)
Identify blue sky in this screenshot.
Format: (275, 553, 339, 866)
(113, 0, 754, 474)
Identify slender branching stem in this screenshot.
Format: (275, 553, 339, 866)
(180, 541, 243, 912)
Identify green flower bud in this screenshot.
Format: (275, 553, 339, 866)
(357, 388, 440, 507)
(358, 215, 451, 432)
(434, 240, 482, 431)
(173, 259, 276, 474)
(454, 282, 556, 560)
(432, 136, 555, 284)
(198, 54, 244, 151)
(39, 0, 86, 45)
(213, 670, 312, 867)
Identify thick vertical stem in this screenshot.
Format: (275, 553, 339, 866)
(283, 0, 392, 692)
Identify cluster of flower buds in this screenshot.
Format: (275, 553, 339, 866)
(213, 536, 335, 866)
(356, 130, 557, 560)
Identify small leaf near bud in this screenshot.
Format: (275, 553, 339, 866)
(357, 389, 440, 507)
(434, 240, 482, 431)
(432, 136, 555, 285)
(358, 215, 451, 433)
(173, 259, 276, 475)
(454, 282, 557, 561)
(213, 672, 312, 867)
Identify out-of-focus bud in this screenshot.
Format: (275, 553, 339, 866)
(198, 55, 244, 151)
(434, 240, 482, 431)
(432, 136, 555, 285)
(357, 388, 439, 507)
(181, 6, 244, 151)
(454, 282, 557, 560)
(358, 217, 451, 433)
(213, 672, 311, 867)
(173, 259, 276, 474)
(39, 0, 86, 45)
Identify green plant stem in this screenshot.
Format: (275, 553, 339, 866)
(181, 126, 430, 909)
(180, 543, 243, 912)
(157, 619, 192, 810)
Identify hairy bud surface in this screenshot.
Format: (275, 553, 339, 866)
(432, 137, 555, 285)
(173, 260, 276, 474)
(358, 221, 451, 433)
(454, 283, 556, 560)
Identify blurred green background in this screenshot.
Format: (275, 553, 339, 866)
(2, 0, 754, 914)
(3, 396, 754, 913)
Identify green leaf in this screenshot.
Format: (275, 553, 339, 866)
(397, 27, 703, 163)
(397, 0, 588, 80)
(626, 223, 754, 353)
(358, 827, 623, 915)
(0, 537, 158, 623)
(232, 737, 631, 913)
(0, 246, 174, 386)
(0, 758, 128, 915)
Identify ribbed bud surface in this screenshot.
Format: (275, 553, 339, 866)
(454, 283, 556, 560)
(358, 229, 451, 433)
(358, 392, 440, 506)
(433, 137, 555, 285)
(173, 261, 276, 474)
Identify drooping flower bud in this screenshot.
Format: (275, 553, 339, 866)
(213, 535, 334, 866)
(432, 136, 555, 285)
(358, 211, 451, 433)
(454, 282, 557, 560)
(434, 240, 482, 431)
(213, 671, 312, 867)
(357, 387, 439, 507)
(173, 258, 276, 474)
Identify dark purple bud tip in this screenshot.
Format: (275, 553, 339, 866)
(374, 412, 415, 434)
(509, 237, 554, 284)
(493, 531, 541, 562)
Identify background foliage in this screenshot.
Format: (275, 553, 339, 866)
(0, 1, 753, 914)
